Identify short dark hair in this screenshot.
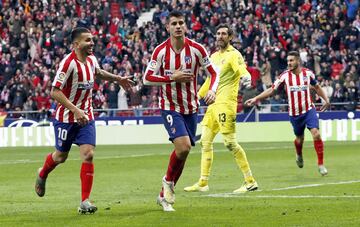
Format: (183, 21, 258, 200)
(71, 27, 90, 42)
(167, 10, 184, 22)
(288, 51, 300, 58)
(216, 24, 234, 36)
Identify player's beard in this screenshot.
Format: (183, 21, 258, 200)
(83, 45, 94, 56)
(216, 39, 228, 49)
(289, 63, 298, 72)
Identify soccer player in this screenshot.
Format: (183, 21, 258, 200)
(245, 51, 330, 176)
(143, 11, 219, 212)
(34, 27, 133, 214)
(184, 24, 258, 193)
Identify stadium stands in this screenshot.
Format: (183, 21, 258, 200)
(0, 0, 359, 117)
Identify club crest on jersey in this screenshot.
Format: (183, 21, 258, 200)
(303, 76, 308, 81)
(184, 56, 192, 64)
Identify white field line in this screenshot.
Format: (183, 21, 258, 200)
(0, 141, 358, 165)
(0, 145, 303, 165)
(201, 180, 360, 198)
(271, 180, 360, 191)
(203, 194, 360, 199)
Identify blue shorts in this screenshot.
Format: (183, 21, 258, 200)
(53, 120, 96, 152)
(289, 108, 319, 136)
(161, 110, 197, 146)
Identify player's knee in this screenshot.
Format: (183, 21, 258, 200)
(313, 133, 321, 141)
(296, 136, 304, 144)
(224, 141, 237, 152)
(311, 130, 321, 140)
(53, 152, 68, 163)
(82, 150, 94, 162)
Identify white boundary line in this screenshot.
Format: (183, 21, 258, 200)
(201, 180, 360, 198)
(0, 141, 359, 165)
(271, 180, 360, 191)
(203, 194, 360, 198)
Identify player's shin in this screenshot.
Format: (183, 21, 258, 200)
(224, 133, 254, 183)
(166, 150, 185, 182)
(314, 139, 324, 165)
(199, 141, 213, 186)
(39, 153, 58, 179)
(80, 162, 94, 201)
(294, 139, 303, 156)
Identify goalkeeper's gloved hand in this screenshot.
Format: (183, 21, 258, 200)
(241, 74, 252, 89)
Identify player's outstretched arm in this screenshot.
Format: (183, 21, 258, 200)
(245, 87, 275, 106)
(96, 68, 134, 90)
(50, 87, 88, 126)
(312, 84, 330, 111)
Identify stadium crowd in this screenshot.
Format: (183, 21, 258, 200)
(0, 0, 359, 119)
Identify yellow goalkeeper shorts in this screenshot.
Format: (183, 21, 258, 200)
(201, 103, 237, 134)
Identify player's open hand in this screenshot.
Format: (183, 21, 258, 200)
(320, 101, 330, 112)
(245, 98, 257, 106)
(74, 108, 89, 126)
(203, 90, 216, 105)
(116, 76, 135, 90)
(171, 65, 194, 83)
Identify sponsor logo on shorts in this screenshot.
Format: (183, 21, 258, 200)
(171, 127, 176, 134)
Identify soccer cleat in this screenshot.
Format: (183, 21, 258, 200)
(157, 195, 175, 212)
(78, 199, 98, 214)
(233, 181, 258, 193)
(296, 154, 304, 168)
(162, 176, 175, 204)
(35, 168, 46, 197)
(184, 183, 209, 192)
(318, 165, 328, 176)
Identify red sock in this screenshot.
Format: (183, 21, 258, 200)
(314, 140, 324, 165)
(294, 139, 303, 156)
(160, 188, 164, 198)
(165, 150, 185, 182)
(39, 153, 58, 179)
(80, 162, 94, 202)
(174, 161, 185, 186)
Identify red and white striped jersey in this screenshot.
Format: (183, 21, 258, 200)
(143, 38, 219, 114)
(272, 68, 318, 116)
(52, 51, 99, 123)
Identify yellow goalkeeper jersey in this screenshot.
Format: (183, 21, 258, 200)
(198, 44, 249, 104)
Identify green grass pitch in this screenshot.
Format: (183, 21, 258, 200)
(0, 141, 359, 226)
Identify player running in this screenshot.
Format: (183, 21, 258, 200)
(246, 51, 330, 176)
(34, 27, 133, 214)
(184, 24, 258, 194)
